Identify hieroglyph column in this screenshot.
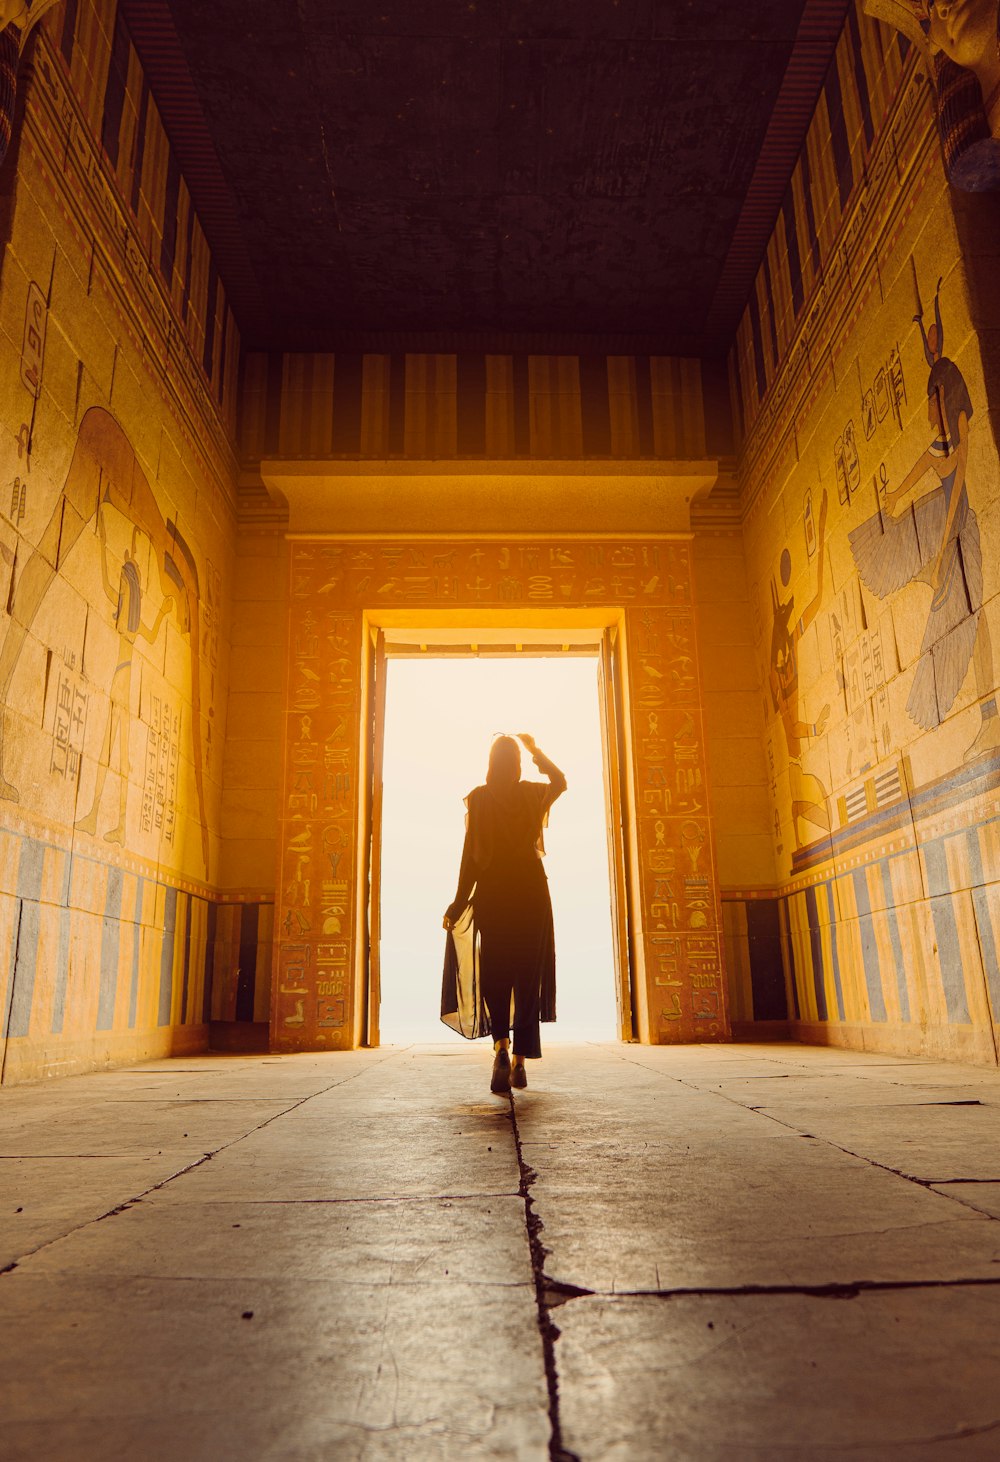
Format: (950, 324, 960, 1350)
(624, 558, 728, 1040)
(272, 543, 363, 1051)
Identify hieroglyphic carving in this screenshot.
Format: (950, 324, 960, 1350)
(20, 280, 46, 398)
(623, 546, 727, 1041)
(311, 539, 670, 610)
(49, 653, 87, 781)
(0, 409, 209, 866)
(140, 695, 179, 845)
(273, 538, 729, 1049)
(273, 543, 363, 1048)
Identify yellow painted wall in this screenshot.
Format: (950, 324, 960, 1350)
(731, 9, 1000, 1064)
(692, 527, 783, 1031)
(216, 519, 288, 1024)
(0, 4, 249, 1081)
(10, 0, 997, 1073)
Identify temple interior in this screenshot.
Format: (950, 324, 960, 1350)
(2, 1, 1000, 1456)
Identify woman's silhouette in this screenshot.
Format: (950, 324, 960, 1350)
(441, 733, 566, 1093)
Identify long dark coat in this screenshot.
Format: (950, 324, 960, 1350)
(441, 772, 565, 1038)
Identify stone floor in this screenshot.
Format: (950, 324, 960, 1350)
(2, 1041, 1000, 1460)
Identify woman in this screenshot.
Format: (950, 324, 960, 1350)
(441, 733, 567, 1094)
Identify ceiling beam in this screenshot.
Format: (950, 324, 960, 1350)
(119, 0, 269, 341)
(704, 0, 852, 351)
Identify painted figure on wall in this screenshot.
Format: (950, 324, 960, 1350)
(769, 489, 832, 846)
(865, 0, 1000, 189)
(74, 512, 174, 845)
(849, 274, 999, 755)
(0, 407, 210, 865)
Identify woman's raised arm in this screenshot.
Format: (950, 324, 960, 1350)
(518, 734, 567, 799)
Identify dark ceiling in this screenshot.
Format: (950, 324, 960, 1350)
(132, 0, 852, 353)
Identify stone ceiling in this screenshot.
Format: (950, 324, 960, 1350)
(123, 0, 852, 353)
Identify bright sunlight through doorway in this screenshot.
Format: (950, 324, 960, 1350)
(378, 655, 617, 1044)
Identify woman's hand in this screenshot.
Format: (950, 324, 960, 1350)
(518, 732, 537, 753)
(443, 900, 464, 930)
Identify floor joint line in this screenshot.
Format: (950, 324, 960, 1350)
(508, 1093, 580, 1462)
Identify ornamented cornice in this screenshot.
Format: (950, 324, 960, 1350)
(23, 34, 240, 510)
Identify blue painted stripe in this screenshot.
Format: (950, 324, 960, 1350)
(4, 840, 46, 1039)
(966, 837, 1000, 1020)
(781, 898, 801, 1019)
(930, 895, 971, 1023)
(923, 844, 971, 1022)
(880, 861, 910, 1020)
(179, 894, 192, 1024)
(5, 900, 40, 1038)
(852, 870, 887, 1021)
(202, 899, 217, 1023)
(51, 850, 74, 1035)
(825, 883, 846, 1020)
(51, 909, 72, 1034)
(0, 831, 220, 1044)
(804, 886, 828, 1020)
(129, 877, 144, 1030)
(922, 836, 952, 898)
(17, 839, 45, 902)
(1, 905, 16, 1038)
(97, 866, 124, 1030)
(158, 886, 178, 1027)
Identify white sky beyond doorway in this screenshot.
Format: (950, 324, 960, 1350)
(378, 655, 617, 1045)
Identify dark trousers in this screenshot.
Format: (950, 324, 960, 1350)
(479, 917, 544, 1059)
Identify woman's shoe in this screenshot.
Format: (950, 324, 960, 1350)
(490, 1046, 511, 1093)
(511, 1063, 527, 1090)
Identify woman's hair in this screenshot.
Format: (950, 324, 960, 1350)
(486, 734, 521, 788)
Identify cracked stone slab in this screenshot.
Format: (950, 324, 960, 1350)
(143, 1123, 520, 1203)
(513, 1051, 1000, 1292)
(522, 1134, 1000, 1292)
(0, 1410, 542, 1462)
(0, 1154, 210, 1268)
(24, 1193, 533, 1287)
(711, 1077, 1000, 1111)
(556, 1288, 1000, 1460)
(5, 1039, 1000, 1462)
(612, 1044, 1000, 1086)
(930, 1182, 1000, 1220)
(733, 1100, 1000, 1182)
(0, 1273, 549, 1461)
(0, 1099, 301, 1159)
(0, 1050, 396, 1127)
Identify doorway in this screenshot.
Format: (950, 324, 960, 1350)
(272, 535, 729, 1053)
(377, 653, 618, 1045)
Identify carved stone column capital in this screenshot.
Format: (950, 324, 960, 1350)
(0, 0, 62, 169)
(864, 0, 1000, 190)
